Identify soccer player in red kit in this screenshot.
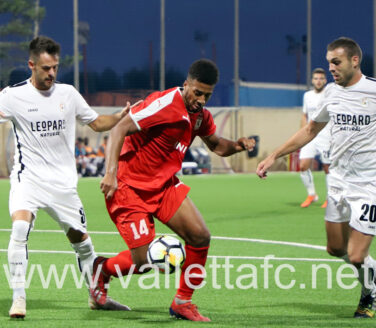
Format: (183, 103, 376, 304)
(91, 59, 256, 321)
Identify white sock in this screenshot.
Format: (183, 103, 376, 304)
(300, 169, 316, 196)
(71, 237, 97, 287)
(8, 220, 31, 301)
(363, 255, 376, 294)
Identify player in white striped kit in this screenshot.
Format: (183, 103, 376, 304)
(299, 68, 331, 208)
(257, 37, 376, 318)
(0, 36, 130, 318)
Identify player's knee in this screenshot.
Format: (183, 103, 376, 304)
(66, 228, 87, 243)
(326, 245, 346, 258)
(186, 229, 211, 247)
(299, 163, 309, 171)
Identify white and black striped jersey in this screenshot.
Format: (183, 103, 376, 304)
(312, 75, 376, 183)
(0, 79, 98, 188)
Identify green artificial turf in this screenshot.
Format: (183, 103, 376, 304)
(0, 173, 375, 327)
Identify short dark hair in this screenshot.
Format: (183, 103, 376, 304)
(29, 36, 61, 60)
(327, 37, 362, 64)
(188, 59, 219, 85)
(312, 67, 326, 76)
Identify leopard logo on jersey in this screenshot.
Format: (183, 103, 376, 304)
(333, 114, 370, 126)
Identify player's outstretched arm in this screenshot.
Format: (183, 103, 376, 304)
(201, 133, 256, 157)
(100, 113, 139, 199)
(89, 101, 137, 132)
(256, 120, 326, 179)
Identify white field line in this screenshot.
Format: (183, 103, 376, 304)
(0, 229, 326, 251)
(0, 249, 341, 262)
(0, 228, 336, 262)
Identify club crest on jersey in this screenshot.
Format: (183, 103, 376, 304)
(361, 98, 369, 107)
(59, 103, 65, 111)
(194, 113, 203, 130)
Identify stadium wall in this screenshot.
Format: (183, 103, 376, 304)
(0, 106, 302, 177)
(194, 107, 301, 173)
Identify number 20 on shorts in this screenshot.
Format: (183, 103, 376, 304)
(359, 204, 376, 222)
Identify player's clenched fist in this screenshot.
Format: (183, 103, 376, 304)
(237, 137, 256, 151)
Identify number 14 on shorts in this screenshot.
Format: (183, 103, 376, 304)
(130, 219, 150, 239)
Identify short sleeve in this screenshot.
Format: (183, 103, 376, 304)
(129, 89, 182, 130)
(311, 86, 331, 123)
(72, 86, 98, 124)
(0, 87, 13, 121)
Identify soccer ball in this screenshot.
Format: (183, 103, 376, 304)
(147, 235, 186, 274)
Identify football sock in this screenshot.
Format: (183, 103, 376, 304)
(300, 169, 316, 195)
(341, 254, 350, 264)
(342, 254, 375, 294)
(365, 255, 376, 271)
(71, 236, 97, 286)
(363, 255, 376, 294)
(8, 220, 31, 301)
(176, 244, 209, 300)
(103, 250, 140, 277)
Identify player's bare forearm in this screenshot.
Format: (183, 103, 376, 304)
(89, 102, 131, 132)
(101, 114, 139, 199)
(256, 121, 325, 179)
(202, 134, 255, 157)
(100, 123, 127, 198)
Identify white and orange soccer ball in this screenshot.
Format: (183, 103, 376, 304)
(147, 235, 186, 274)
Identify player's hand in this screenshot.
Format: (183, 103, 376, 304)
(237, 137, 256, 151)
(120, 101, 131, 118)
(100, 173, 118, 200)
(256, 155, 275, 179)
(120, 100, 143, 119)
(0, 111, 5, 118)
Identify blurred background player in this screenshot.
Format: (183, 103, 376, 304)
(299, 68, 330, 208)
(95, 135, 108, 176)
(91, 59, 256, 322)
(0, 36, 130, 318)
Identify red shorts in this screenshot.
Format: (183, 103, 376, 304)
(106, 176, 190, 249)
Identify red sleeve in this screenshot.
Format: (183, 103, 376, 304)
(130, 88, 184, 130)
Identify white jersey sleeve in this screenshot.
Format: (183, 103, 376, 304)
(69, 86, 98, 124)
(311, 86, 332, 123)
(0, 87, 14, 122)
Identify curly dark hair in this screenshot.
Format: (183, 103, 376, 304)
(188, 59, 219, 85)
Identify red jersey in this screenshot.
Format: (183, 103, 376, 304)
(117, 87, 216, 191)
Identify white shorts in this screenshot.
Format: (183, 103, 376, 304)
(9, 177, 87, 234)
(299, 136, 331, 164)
(325, 175, 376, 236)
